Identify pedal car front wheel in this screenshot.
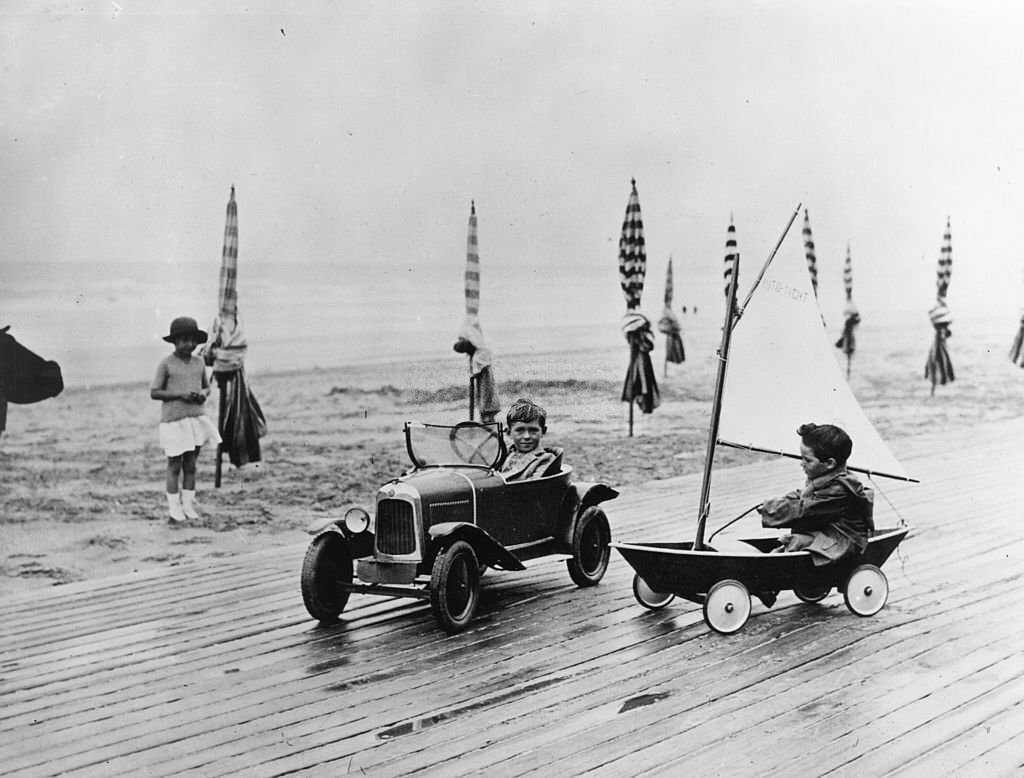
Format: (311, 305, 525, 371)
(703, 579, 751, 634)
(430, 540, 482, 634)
(843, 564, 889, 617)
(300, 532, 353, 623)
(567, 506, 611, 587)
(632, 574, 675, 610)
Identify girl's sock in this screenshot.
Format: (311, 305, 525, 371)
(166, 492, 186, 522)
(181, 490, 200, 520)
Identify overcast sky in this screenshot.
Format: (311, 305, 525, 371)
(3, 0, 1023, 344)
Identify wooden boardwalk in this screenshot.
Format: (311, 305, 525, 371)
(2, 419, 1023, 777)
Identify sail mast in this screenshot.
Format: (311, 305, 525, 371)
(693, 204, 803, 550)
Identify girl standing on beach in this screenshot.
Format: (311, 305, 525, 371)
(150, 317, 221, 523)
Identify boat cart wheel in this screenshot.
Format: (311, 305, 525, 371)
(843, 564, 889, 617)
(793, 582, 831, 603)
(703, 579, 752, 634)
(632, 574, 675, 610)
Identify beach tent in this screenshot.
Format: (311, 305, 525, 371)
(618, 179, 659, 436)
(924, 217, 954, 395)
(657, 257, 685, 376)
(0, 326, 63, 437)
(834, 242, 861, 378)
(203, 186, 266, 486)
(452, 201, 499, 423)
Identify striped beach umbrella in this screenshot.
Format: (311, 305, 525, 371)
(925, 217, 954, 395)
(205, 186, 266, 484)
(657, 256, 685, 374)
(618, 179, 659, 435)
(723, 216, 738, 298)
(802, 208, 819, 298)
(834, 242, 861, 378)
(453, 201, 499, 422)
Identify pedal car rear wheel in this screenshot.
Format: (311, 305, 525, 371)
(567, 506, 611, 587)
(703, 579, 751, 634)
(632, 574, 675, 610)
(430, 540, 482, 634)
(300, 532, 353, 623)
(843, 564, 889, 617)
(793, 582, 831, 603)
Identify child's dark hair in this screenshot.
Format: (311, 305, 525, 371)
(506, 398, 547, 432)
(798, 422, 852, 467)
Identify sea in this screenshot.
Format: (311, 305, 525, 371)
(2, 258, 1016, 391)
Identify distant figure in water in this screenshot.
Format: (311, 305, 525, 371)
(150, 317, 221, 524)
(758, 422, 875, 566)
(499, 398, 561, 481)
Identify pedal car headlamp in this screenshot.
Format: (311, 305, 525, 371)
(343, 507, 371, 535)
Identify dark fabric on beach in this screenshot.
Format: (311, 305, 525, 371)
(835, 244, 859, 365)
(925, 318, 954, 387)
(220, 368, 266, 467)
(835, 311, 860, 356)
(0, 328, 64, 406)
(621, 313, 660, 414)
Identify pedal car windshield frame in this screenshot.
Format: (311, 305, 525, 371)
(404, 421, 506, 470)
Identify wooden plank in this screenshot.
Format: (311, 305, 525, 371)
(0, 418, 1021, 777)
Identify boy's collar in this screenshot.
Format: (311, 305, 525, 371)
(808, 468, 847, 489)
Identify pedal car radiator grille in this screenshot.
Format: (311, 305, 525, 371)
(376, 499, 416, 555)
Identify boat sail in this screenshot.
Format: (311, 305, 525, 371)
(717, 214, 912, 483)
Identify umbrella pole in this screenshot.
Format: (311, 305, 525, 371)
(215, 372, 228, 488)
(628, 400, 634, 438)
(467, 356, 475, 421)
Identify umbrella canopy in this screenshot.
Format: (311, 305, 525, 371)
(834, 242, 861, 377)
(657, 257, 685, 367)
(723, 216, 738, 298)
(207, 186, 246, 374)
(802, 208, 819, 299)
(925, 217, 955, 394)
(453, 201, 499, 422)
(618, 179, 659, 432)
(0, 325, 63, 437)
(203, 186, 265, 476)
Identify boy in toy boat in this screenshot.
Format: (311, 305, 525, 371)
(758, 422, 875, 566)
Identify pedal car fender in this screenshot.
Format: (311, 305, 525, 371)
(428, 522, 526, 571)
(305, 517, 375, 559)
(555, 482, 619, 547)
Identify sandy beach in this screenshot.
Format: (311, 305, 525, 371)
(2, 311, 1022, 598)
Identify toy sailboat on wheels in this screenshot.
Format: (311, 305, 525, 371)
(611, 205, 915, 634)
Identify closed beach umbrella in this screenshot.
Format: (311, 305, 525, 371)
(834, 242, 861, 378)
(802, 208, 819, 299)
(924, 217, 954, 395)
(618, 179, 659, 435)
(723, 216, 738, 299)
(205, 186, 266, 484)
(452, 201, 499, 422)
(657, 256, 685, 374)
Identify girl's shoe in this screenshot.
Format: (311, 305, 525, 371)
(166, 492, 186, 523)
(180, 490, 200, 520)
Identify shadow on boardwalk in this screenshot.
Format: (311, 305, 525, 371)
(2, 419, 1023, 777)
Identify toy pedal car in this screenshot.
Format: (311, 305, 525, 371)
(301, 420, 618, 634)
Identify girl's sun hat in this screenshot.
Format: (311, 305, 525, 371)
(163, 316, 208, 344)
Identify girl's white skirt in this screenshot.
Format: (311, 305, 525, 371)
(159, 415, 222, 457)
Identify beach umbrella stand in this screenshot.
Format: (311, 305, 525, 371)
(618, 179, 659, 436)
(924, 218, 954, 396)
(657, 257, 685, 378)
(205, 186, 266, 487)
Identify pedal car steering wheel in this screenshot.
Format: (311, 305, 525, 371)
(449, 421, 502, 466)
